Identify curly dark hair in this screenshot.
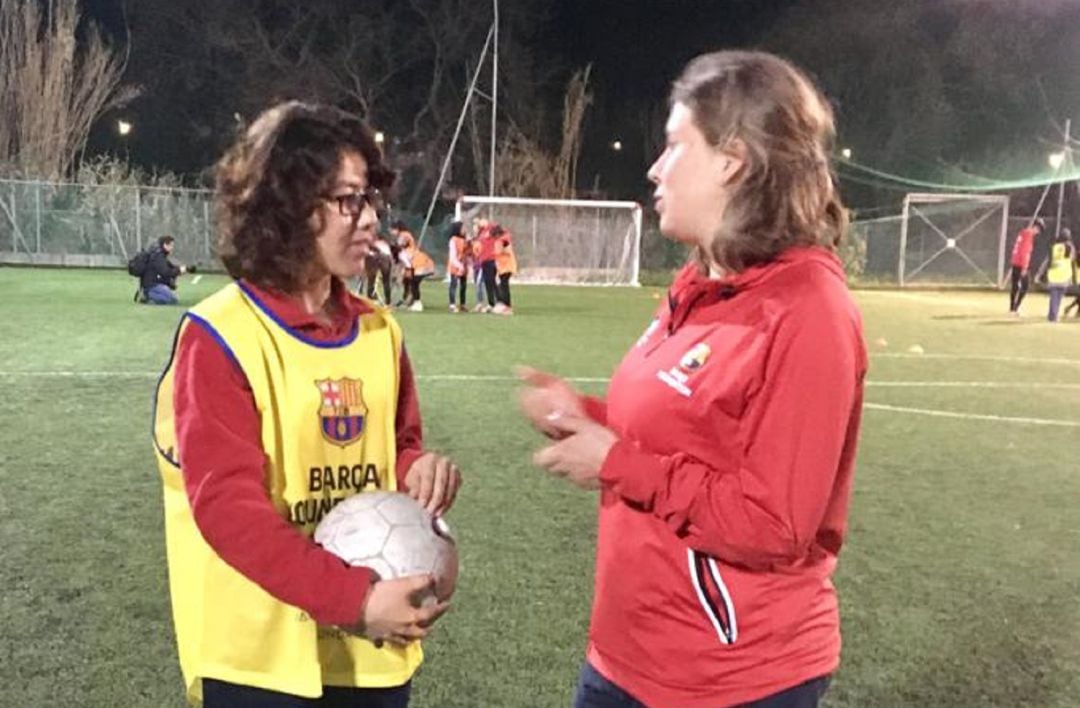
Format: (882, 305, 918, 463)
(214, 101, 395, 292)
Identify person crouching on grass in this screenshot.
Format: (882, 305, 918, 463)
(518, 50, 866, 708)
(152, 101, 462, 708)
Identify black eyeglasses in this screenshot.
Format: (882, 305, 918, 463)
(324, 187, 385, 217)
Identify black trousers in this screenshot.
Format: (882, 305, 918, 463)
(202, 678, 411, 708)
(1065, 290, 1080, 317)
(572, 662, 830, 708)
(497, 273, 512, 307)
(365, 255, 393, 304)
(403, 273, 432, 304)
(1009, 265, 1029, 312)
(481, 260, 498, 307)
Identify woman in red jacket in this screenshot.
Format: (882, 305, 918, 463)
(519, 51, 866, 708)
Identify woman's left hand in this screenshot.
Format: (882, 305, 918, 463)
(532, 415, 618, 490)
(404, 453, 462, 514)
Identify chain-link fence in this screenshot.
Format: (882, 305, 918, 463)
(0, 178, 214, 268)
(3, 176, 1061, 291)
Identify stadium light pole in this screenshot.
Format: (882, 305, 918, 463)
(417, 22, 495, 247)
(489, 0, 499, 198)
(1053, 118, 1071, 240)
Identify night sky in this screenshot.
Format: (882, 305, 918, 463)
(78, 0, 1080, 213)
(549, 0, 794, 196)
(81, 0, 797, 198)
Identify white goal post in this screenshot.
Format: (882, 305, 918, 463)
(899, 193, 1010, 287)
(454, 195, 643, 286)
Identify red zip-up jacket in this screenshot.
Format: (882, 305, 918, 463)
(583, 247, 866, 707)
(1010, 227, 1037, 270)
(171, 278, 426, 628)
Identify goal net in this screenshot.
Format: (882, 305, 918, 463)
(899, 193, 1010, 287)
(454, 195, 642, 286)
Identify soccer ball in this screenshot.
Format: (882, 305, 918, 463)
(314, 491, 458, 602)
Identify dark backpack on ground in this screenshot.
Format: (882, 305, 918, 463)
(127, 247, 152, 278)
(127, 247, 154, 301)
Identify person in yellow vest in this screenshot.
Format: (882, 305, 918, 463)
(153, 101, 463, 707)
(1039, 228, 1076, 322)
(492, 225, 517, 315)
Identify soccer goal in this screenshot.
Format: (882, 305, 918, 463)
(899, 193, 1010, 287)
(454, 195, 643, 286)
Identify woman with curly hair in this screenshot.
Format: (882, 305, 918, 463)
(152, 101, 462, 707)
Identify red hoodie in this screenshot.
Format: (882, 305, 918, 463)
(583, 247, 866, 707)
(1010, 227, 1037, 270)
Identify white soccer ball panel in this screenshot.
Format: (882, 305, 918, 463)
(375, 493, 427, 526)
(314, 492, 458, 591)
(334, 517, 392, 563)
(356, 555, 395, 581)
(384, 524, 439, 577)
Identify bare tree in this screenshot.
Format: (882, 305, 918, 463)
(494, 66, 593, 199)
(127, 0, 511, 208)
(0, 0, 136, 178)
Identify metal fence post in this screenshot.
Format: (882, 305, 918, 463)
(34, 182, 42, 253)
(203, 200, 211, 262)
(9, 185, 16, 253)
(135, 187, 142, 253)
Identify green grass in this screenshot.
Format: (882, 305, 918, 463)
(1, 266, 1079, 707)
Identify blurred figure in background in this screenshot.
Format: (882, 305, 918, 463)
(1007, 217, 1043, 316)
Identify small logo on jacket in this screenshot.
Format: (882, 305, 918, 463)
(678, 342, 711, 371)
(316, 378, 367, 446)
(657, 342, 711, 397)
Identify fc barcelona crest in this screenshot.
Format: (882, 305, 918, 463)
(316, 378, 368, 447)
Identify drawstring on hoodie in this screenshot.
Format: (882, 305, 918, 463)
(667, 285, 737, 335)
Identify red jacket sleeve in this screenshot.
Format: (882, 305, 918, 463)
(598, 303, 864, 569)
(173, 321, 373, 627)
(394, 346, 425, 490)
(581, 395, 608, 425)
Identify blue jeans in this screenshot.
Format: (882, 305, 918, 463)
(473, 269, 486, 304)
(145, 284, 178, 305)
(449, 274, 467, 306)
(572, 662, 830, 708)
(1048, 285, 1066, 321)
(202, 678, 411, 708)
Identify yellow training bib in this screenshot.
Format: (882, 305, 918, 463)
(153, 282, 421, 703)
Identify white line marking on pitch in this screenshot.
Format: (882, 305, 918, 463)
(874, 352, 1080, 366)
(866, 381, 1080, 389)
(863, 403, 1080, 428)
(0, 371, 611, 383)
(0, 372, 1077, 389)
(2, 371, 1077, 426)
(856, 291, 1004, 310)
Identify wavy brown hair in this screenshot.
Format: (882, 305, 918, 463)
(671, 51, 848, 272)
(214, 101, 395, 292)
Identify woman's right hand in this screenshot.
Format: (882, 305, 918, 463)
(516, 366, 585, 440)
(351, 575, 450, 646)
